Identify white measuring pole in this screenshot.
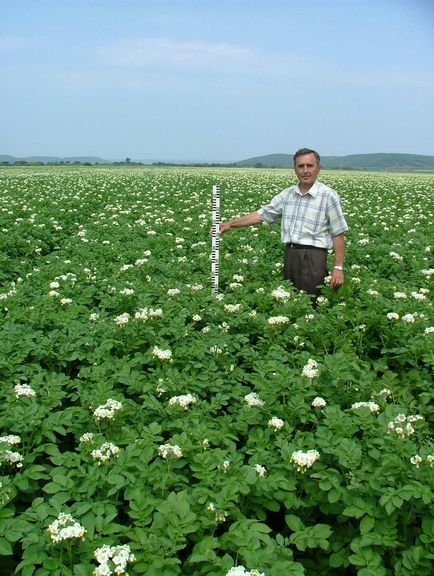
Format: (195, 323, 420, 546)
(211, 184, 220, 294)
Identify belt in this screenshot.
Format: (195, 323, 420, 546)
(286, 243, 327, 252)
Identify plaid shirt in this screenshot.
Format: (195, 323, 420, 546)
(258, 180, 349, 248)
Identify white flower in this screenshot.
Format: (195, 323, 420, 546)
(224, 303, 241, 313)
(79, 432, 94, 443)
(393, 291, 407, 299)
(48, 290, 60, 297)
(209, 345, 223, 354)
(167, 288, 180, 296)
(0, 435, 21, 445)
(267, 315, 289, 325)
(119, 288, 135, 296)
(267, 417, 284, 430)
(351, 401, 380, 413)
(411, 291, 426, 301)
(312, 396, 327, 408)
(424, 326, 434, 334)
(387, 312, 400, 320)
(302, 359, 319, 379)
(93, 544, 135, 576)
(192, 314, 202, 321)
(388, 414, 424, 437)
(372, 388, 392, 400)
(93, 399, 123, 420)
(410, 455, 422, 468)
(89, 312, 100, 321)
(158, 443, 182, 459)
(168, 394, 197, 409)
(114, 313, 130, 325)
(271, 286, 291, 301)
(402, 313, 416, 323)
(290, 449, 320, 472)
(221, 460, 231, 472)
(49, 281, 60, 289)
(47, 512, 86, 543)
(91, 442, 120, 464)
(244, 392, 265, 407)
(390, 252, 403, 262)
(2, 450, 24, 468)
(152, 346, 172, 361)
(13, 383, 36, 398)
(254, 464, 267, 477)
(60, 298, 73, 305)
(226, 566, 265, 576)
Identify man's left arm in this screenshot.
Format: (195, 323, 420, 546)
(331, 233, 345, 288)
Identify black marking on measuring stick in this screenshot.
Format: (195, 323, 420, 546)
(211, 185, 220, 294)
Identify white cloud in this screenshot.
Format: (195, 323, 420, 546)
(100, 36, 257, 70)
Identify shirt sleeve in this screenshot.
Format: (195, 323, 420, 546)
(327, 192, 349, 237)
(257, 189, 286, 224)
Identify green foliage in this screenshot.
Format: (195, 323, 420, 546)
(0, 166, 433, 575)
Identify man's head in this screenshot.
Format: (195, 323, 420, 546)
(293, 148, 321, 190)
(293, 148, 320, 166)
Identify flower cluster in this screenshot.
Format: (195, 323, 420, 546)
(134, 307, 163, 321)
(254, 464, 267, 477)
(79, 432, 94, 443)
(302, 358, 319, 379)
(271, 286, 291, 301)
(0, 435, 21, 445)
(47, 512, 86, 543)
(91, 442, 120, 464)
(1, 449, 24, 468)
(93, 544, 135, 576)
(244, 392, 265, 407)
(267, 315, 289, 325)
(267, 417, 284, 430)
(351, 401, 380, 413)
(387, 414, 424, 437)
(114, 313, 130, 325)
(224, 303, 241, 313)
(387, 312, 400, 320)
(290, 449, 320, 472)
(207, 502, 229, 523)
(158, 443, 183, 459)
(93, 398, 123, 420)
(226, 566, 265, 576)
(168, 394, 197, 409)
(151, 346, 172, 361)
(13, 383, 36, 398)
(311, 396, 327, 408)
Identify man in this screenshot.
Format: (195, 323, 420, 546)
(218, 148, 349, 297)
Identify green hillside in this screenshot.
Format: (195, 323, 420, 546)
(235, 153, 434, 171)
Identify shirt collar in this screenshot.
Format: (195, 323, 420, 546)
(295, 180, 320, 197)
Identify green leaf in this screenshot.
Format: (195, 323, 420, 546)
(360, 515, 375, 535)
(0, 537, 13, 555)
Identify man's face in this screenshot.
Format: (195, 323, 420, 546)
(294, 153, 321, 187)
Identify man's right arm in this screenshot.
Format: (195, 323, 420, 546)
(219, 211, 262, 234)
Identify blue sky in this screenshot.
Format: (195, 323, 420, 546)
(2, 0, 434, 162)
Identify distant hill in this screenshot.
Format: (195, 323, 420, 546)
(234, 153, 434, 171)
(0, 155, 109, 164)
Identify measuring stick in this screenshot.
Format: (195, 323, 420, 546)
(211, 185, 220, 294)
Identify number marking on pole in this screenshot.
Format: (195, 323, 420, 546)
(211, 185, 220, 294)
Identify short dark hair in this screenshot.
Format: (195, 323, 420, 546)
(293, 148, 320, 166)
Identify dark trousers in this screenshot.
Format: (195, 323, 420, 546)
(284, 245, 328, 296)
